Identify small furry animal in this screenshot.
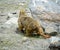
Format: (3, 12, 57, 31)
(18, 9, 50, 38)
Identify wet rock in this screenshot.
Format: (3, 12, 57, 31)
(49, 44, 60, 50)
(48, 36, 60, 50)
(49, 42, 60, 50)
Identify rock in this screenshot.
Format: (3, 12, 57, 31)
(5, 17, 18, 24)
(49, 36, 60, 43)
(29, 0, 60, 13)
(22, 37, 28, 42)
(48, 36, 60, 50)
(50, 0, 60, 6)
(49, 44, 60, 50)
(20, 39, 50, 50)
(8, 13, 14, 18)
(49, 42, 60, 50)
(7, 11, 18, 18)
(45, 23, 58, 35)
(0, 17, 18, 34)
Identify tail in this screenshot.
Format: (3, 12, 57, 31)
(38, 27, 51, 38)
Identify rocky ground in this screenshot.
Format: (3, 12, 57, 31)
(0, 0, 60, 50)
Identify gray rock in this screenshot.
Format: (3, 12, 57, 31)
(45, 23, 58, 33)
(50, 0, 60, 6)
(29, 0, 60, 13)
(47, 36, 60, 50)
(48, 36, 60, 43)
(49, 44, 60, 50)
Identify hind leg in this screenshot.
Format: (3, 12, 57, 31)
(25, 29, 32, 37)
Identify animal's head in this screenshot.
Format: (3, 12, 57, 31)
(20, 8, 26, 15)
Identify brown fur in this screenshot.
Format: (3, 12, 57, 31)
(18, 9, 51, 38)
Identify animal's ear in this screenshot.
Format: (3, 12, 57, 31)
(20, 8, 26, 15)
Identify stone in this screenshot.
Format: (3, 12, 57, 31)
(49, 36, 60, 50)
(45, 23, 58, 35)
(49, 42, 60, 50)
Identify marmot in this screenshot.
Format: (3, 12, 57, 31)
(18, 9, 51, 38)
